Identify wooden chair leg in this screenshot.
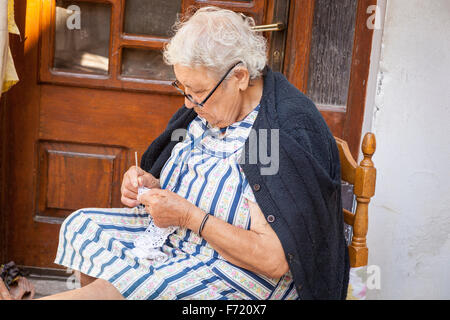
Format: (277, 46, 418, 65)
(348, 133, 376, 268)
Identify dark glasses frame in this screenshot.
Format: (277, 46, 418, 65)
(172, 61, 243, 108)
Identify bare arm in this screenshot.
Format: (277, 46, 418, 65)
(186, 199, 289, 279)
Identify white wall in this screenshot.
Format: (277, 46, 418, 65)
(363, 0, 450, 299)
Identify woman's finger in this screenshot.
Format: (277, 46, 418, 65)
(137, 188, 162, 204)
(135, 166, 146, 177)
(122, 188, 138, 200)
(121, 195, 140, 208)
(146, 188, 164, 197)
(134, 166, 149, 187)
(123, 166, 140, 188)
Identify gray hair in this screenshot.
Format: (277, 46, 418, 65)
(163, 6, 267, 80)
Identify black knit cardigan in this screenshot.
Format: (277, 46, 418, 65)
(141, 67, 350, 300)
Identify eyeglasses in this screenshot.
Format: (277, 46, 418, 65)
(171, 61, 242, 108)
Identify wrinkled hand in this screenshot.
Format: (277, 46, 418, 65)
(137, 189, 195, 229)
(121, 166, 160, 207)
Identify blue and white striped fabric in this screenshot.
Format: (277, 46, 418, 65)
(55, 104, 298, 300)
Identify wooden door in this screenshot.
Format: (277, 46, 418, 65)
(1, 0, 281, 269)
(1, 0, 375, 269)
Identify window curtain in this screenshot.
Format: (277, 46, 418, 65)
(0, 0, 19, 100)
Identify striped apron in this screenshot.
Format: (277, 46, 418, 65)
(55, 104, 298, 300)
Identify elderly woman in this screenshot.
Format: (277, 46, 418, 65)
(2, 7, 349, 300)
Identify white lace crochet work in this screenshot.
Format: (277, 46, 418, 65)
(131, 187, 178, 262)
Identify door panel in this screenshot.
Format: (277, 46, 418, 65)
(37, 141, 127, 221)
(39, 85, 180, 149)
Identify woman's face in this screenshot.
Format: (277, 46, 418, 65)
(173, 64, 247, 128)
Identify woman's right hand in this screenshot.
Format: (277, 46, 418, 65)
(121, 166, 160, 207)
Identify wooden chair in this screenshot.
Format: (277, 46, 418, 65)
(335, 133, 376, 268)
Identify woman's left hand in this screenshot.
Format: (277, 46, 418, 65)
(137, 189, 196, 229)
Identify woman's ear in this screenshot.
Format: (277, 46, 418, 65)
(233, 67, 250, 91)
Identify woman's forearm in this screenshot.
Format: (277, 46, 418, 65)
(186, 205, 289, 279)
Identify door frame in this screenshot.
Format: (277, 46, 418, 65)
(0, 94, 8, 263)
(1, 0, 41, 264)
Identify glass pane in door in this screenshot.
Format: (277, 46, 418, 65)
(54, 0, 111, 75)
(306, 0, 357, 109)
(124, 0, 182, 37)
(121, 48, 175, 80)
